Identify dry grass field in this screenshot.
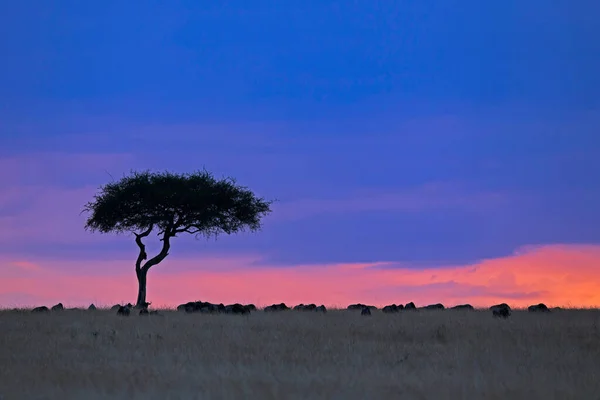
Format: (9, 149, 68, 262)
(1, 307, 600, 400)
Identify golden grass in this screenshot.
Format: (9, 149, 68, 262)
(1, 308, 599, 399)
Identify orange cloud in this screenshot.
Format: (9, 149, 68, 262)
(1, 244, 600, 308)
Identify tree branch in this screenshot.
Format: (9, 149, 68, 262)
(134, 225, 153, 273)
(173, 225, 202, 235)
(141, 223, 174, 272)
(157, 214, 178, 237)
(142, 232, 171, 272)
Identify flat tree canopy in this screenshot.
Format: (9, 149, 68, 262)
(83, 169, 273, 306)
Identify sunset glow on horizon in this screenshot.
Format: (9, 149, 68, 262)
(2, 244, 600, 309)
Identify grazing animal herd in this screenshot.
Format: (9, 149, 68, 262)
(25, 301, 559, 318)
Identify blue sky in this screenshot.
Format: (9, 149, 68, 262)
(1, 1, 599, 275)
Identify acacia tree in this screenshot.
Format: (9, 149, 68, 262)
(83, 170, 273, 307)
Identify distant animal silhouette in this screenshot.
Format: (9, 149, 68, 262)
(528, 303, 550, 313)
(382, 304, 402, 313)
(422, 303, 445, 310)
(264, 303, 290, 312)
(451, 304, 474, 310)
(491, 303, 511, 318)
(117, 305, 131, 316)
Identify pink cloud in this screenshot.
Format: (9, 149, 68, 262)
(1, 244, 599, 309)
(9, 261, 42, 272)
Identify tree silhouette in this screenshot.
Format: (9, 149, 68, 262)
(83, 169, 273, 307)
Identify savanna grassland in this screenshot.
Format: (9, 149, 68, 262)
(1, 308, 599, 400)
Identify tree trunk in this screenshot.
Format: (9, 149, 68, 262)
(133, 224, 172, 308)
(136, 268, 148, 307)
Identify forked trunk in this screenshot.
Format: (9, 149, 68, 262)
(136, 268, 148, 307)
(133, 225, 172, 308)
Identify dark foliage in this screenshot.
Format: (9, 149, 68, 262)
(83, 169, 272, 238)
